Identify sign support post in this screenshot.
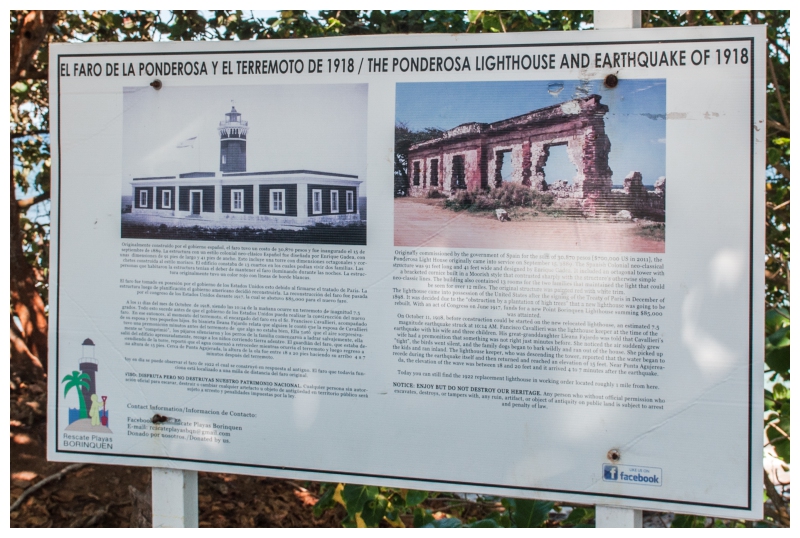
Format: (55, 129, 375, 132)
(596, 505, 644, 528)
(593, 8, 643, 529)
(152, 468, 199, 528)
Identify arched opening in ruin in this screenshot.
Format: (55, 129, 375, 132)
(541, 143, 578, 187)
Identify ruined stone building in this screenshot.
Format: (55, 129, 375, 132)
(406, 94, 664, 219)
(407, 95, 613, 199)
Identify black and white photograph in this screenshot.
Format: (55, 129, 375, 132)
(121, 83, 368, 245)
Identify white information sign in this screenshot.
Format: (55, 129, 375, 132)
(48, 26, 765, 519)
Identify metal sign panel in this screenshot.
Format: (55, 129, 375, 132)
(48, 25, 765, 519)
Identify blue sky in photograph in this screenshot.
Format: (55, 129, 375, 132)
(396, 79, 666, 185)
(122, 84, 368, 194)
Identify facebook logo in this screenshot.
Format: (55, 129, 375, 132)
(602, 463, 662, 486)
(603, 465, 619, 481)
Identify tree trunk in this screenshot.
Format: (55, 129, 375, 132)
(10, 10, 60, 375)
(10, 141, 49, 371)
(10, 10, 60, 86)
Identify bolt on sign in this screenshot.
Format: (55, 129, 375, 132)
(48, 25, 765, 519)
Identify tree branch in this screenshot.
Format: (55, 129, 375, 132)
(767, 199, 790, 212)
(765, 268, 788, 287)
(766, 422, 790, 442)
(648, 12, 675, 27)
(10, 10, 61, 87)
(768, 57, 790, 130)
(768, 37, 790, 63)
(11, 129, 49, 140)
(10, 463, 86, 512)
(10, 317, 44, 373)
(771, 162, 790, 181)
(17, 192, 50, 211)
(10, 141, 50, 368)
(16, 67, 49, 82)
(763, 469, 790, 527)
(767, 119, 789, 135)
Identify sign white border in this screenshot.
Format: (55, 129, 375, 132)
(48, 26, 766, 519)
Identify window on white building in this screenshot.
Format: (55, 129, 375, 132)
(330, 190, 339, 213)
(346, 191, 354, 212)
(270, 189, 285, 214)
(231, 189, 244, 212)
(162, 190, 171, 209)
(139, 190, 148, 207)
(221, 155, 227, 165)
(312, 189, 322, 214)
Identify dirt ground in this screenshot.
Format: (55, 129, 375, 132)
(394, 197, 665, 253)
(10, 372, 345, 528)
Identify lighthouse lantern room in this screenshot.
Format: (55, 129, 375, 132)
(218, 105, 249, 173)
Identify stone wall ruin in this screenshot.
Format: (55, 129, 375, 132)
(406, 94, 665, 219)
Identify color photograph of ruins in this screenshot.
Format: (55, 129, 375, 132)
(394, 79, 666, 252)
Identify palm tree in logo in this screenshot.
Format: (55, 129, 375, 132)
(62, 370, 90, 419)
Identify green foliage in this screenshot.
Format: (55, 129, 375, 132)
(510, 498, 554, 527)
(404, 489, 428, 506)
(765, 306, 790, 466)
(119, 222, 367, 245)
(492, 183, 535, 208)
(394, 123, 444, 196)
(466, 518, 503, 528)
(18, 215, 50, 306)
(671, 514, 706, 528)
(635, 221, 666, 242)
(313, 486, 564, 528)
(444, 189, 477, 210)
(311, 483, 336, 518)
(443, 183, 554, 212)
(467, 10, 592, 33)
(670, 515, 751, 528)
(562, 506, 595, 527)
(340, 484, 378, 520)
(495, 182, 554, 209)
(357, 492, 388, 527)
(416, 497, 556, 528)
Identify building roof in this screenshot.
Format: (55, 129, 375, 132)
(409, 94, 606, 151)
(222, 170, 358, 179)
(179, 172, 216, 178)
(132, 176, 175, 181)
(132, 170, 359, 181)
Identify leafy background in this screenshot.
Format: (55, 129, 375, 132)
(10, 10, 789, 528)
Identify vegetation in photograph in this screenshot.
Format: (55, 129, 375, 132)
(120, 222, 367, 245)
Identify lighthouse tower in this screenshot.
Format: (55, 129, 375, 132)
(218, 105, 249, 173)
(78, 338, 98, 415)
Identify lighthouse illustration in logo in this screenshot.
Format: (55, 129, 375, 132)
(62, 339, 112, 433)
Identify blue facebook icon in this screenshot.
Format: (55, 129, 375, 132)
(603, 465, 619, 481)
